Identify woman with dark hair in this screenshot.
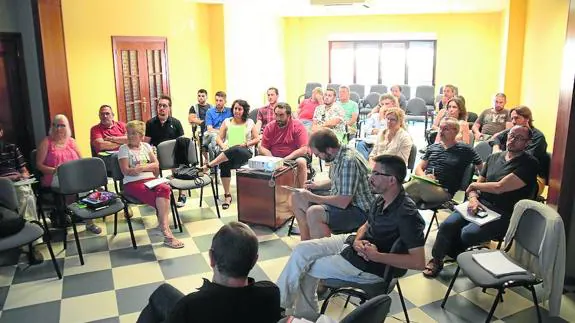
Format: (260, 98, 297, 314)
(202, 100, 260, 209)
(430, 96, 470, 144)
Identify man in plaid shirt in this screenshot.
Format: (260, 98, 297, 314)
(291, 129, 374, 241)
(256, 87, 279, 133)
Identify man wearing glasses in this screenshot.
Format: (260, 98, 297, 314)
(423, 125, 539, 278)
(90, 104, 127, 155)
(277, 154, 425, 321)
(145, 95, 184, 147)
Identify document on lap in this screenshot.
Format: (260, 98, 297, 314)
(455, 201, 502, 226)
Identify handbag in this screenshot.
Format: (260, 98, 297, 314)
(81, 191, 117, 210)
(0, 206, 25, 238)
(173, 166, 205, 186)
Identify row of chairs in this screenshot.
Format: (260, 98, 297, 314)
(300, 82, 432, 103)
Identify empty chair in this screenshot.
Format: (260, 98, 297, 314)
(415, 85, 435, 106)
(474, 141, 493, 162)
(349, 91, 360, 104)
(369, 84, 387, 95)
(399, 84, 411, 99)
(326, 83, 340, 92)
(362, 92, 380, 109)
(298, 82, 322, 104)
(349, 84, 365, 98)
(405, 97, 428, 131)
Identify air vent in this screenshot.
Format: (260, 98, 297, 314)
(310, 0, 365, 6)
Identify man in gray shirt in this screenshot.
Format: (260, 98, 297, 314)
(472, 93, 511, 141)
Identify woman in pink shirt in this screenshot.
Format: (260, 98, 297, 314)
(36, 114, 102, 234)
(297, 87, 323, 132)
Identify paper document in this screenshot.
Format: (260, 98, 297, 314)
(227, 124, 246, 147)
(454, 201, 501, 226)
(14, 178, 37, 186)
(144, 178, 170, 189)
(281, 185, 304, 193)
(472, 251, 527, 278)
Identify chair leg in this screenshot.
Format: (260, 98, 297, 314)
(71, 219, 84, 265)
(486, 289, 504, 322)
(113, 212, 118, 236)
(199, 185, 204, 207)
(441, 266, 460, 308)
(125, 215, 138, 249)
(44, 234, 62, 279)
(424, 211, 437, 241)
(211, 181, 221, 218)
(434, 211, 440, 227)
(396, 282, 410, 323)
(319, 159, 323, 173)
(529, 285, 542, 323)
(287, 216, 296, 237)
(169, 192, 179, 230)
(496, 239, 503, 250)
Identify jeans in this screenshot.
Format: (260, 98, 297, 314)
(355, 141, 373, 161)
(432, 210, 510, 260)
(276, 234, 383, 321)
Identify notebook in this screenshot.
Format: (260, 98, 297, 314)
(472, 251, 527, 278)
(227, 124, 246, 147)
(455, 201, 502, 226)
(411, 174, 441, 186)
(144, 178, 170, 189)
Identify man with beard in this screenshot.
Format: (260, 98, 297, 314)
(311, 88, 346, 141)
(472, 93, 511, 141)
(188, 89, 212, 163)
(256, 87, 279, 133)
(423, 125, 539, 278)
(291, 129, 374, 241)
(277, 154, 425, 321)
(259, 103, 309, 188)
(90, 104, 127, 155)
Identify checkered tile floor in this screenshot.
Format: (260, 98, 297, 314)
(1, 123, 574, 322)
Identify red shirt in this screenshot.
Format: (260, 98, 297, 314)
(90, 121, 127, 154)
(257, 105, 275, 130)
(262, 119, 308, 158)
(298, 99, 319, 120)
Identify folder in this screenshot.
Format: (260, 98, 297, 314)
(227, 124, 246, 147)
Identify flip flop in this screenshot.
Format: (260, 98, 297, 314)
(164, 237, 185, 249)
(222, 194, 232, 210)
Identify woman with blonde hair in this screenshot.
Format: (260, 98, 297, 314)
(368, 107, 413, 167)
(117, 120, 183, 248)
(37, 114, 102, 233)
(297, 86, 323, 132)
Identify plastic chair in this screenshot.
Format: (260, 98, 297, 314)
(298, 82, 322, 104)
(349, 84, 365, 99)
(369, 84, 387, 95)
(362, 92, 380, 109)
(399, 84, 411, 99)
(405, 98, 428, 131)
(474, 141, 493, 162)
(340, 294, 392, 323)
(349, 92, 360, 104)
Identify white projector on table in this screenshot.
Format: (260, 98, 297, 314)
(248, 156, 283, 172)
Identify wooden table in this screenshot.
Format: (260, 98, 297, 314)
(236, 165, 296, 230)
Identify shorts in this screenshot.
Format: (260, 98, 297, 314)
(322, 204, 368, 234)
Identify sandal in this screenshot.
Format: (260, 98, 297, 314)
(423, 258, 443, 278)
(222, 194, 232, 210)
(86, 223, 102, 235)
(164, 236, 185, 249)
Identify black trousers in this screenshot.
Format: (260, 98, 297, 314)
(220, 146, 252, 178)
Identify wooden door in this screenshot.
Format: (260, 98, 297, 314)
(112, 37, 170, 122)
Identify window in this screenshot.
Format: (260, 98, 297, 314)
(329, 40, 436, 87)
(112, 37, 170, 122)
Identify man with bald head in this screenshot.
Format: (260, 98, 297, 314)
(423, 125, 539, 278)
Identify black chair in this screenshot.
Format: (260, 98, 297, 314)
(340, 294, 391, 323)
(405, 97, 428, 131)
(349, 84, 365, 99)
(441, 200, 557, 323)
(350, 92, 360, 104)
(369, 84, 387, 95)
(407, 144, 417, 173)
(474, 141, 492, 163)
(415, 85, 435, 125)
(362, 92, 380, 109)
(57, 158, 126, 265)
(0, 178, 62, 279)
(399, 84, 411, 99)
(320, 238, 411, 322)
(327, 83, 340, 93)
(298, 82, 322, 104)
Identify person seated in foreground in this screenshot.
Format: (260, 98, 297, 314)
(366, 108, 413, 168)
(90, 104, 127, 155)
(405, 118, 482, 205)
(259, 102, 309, 188)
(37, 114, 102, 233)
(429, 96, 470, 145)
(277, 155, 425, 321)
(118, 120, 183, 249)
(356, 94, 398, 159)
(423, 125, 539, 277)
(137, 222, 282, 323)
(201, 100, 260, 210)
(291, 129, 374, 241)
(472, 92, 511, 141)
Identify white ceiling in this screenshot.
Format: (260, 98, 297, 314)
(195, 0, 507, 17)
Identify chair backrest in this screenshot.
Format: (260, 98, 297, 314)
(469, 131, 475, 146)
(405, 97, 427, 116)
(363, 92, 380, 109)
(460, 163, 475, 191)
(539, 152, 551, 182)
(369, 84, 387, 95)
(350, 91, 360, 104)
(0, 178, 19, 211)
(399, 84, 411, 99)
(29, 149, 40, 178)
(349, 84, 365, 98)
(248, 108, 258, 124)
(110, 153, 124, 183)
(340, 294, 392, 323)
(407, 144, 417, 172)
(304, 82, 322, 99)
(57, 158, 108, 194)
(508, 200, 553, 256)
(467, 111, 478, 123)
(381, 238, 409, 282)
(327, 83, 340, 94)
(415, 85, 435, 106)
(474, 141, 492, 162)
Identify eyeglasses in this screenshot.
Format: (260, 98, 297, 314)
(54, 124, 66, 128)
(371, 171, 394, 177)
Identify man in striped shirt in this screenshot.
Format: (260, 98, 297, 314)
(405, 118, 482, 205)
(291, 129, 374, 241)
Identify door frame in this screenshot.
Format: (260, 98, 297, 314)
(111, 36, 171, 122)
(0, 32, 35, 157)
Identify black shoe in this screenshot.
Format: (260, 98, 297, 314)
(28, 249, 44, 265)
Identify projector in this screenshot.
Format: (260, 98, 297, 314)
(248, 156, 284, 172)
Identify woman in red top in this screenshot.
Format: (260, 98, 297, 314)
(296, 87, 323, 132)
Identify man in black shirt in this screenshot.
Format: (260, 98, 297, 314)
(188, 89, 212, 163)
(145, 95, 184, 147)
(137, 222, 282, 323)
(423, 125, 539, 278)
(405, 118, 482, 204)
(277, 155, 425, 321)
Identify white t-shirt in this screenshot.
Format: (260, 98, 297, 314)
(117, 143, 156, 184)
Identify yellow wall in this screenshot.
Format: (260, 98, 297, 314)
(61, 0, 224, 156)
(207, 4, 226, 94)
(520, 0, 569, 146)
(500, 0, 527, 108)
(283, 13, 503, 114)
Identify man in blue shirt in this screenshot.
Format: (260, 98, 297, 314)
(203, 91, 232, 158)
